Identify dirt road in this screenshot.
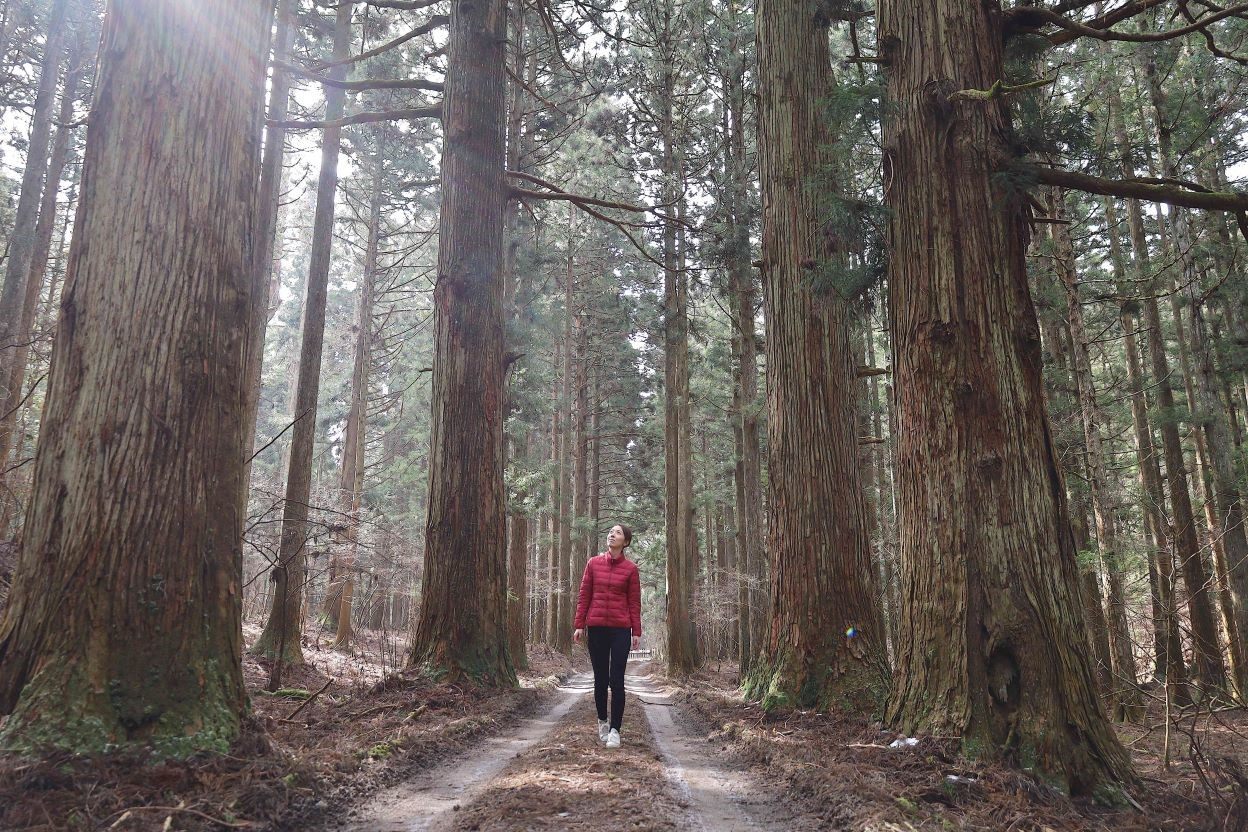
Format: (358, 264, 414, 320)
(333, 662, 779, 831)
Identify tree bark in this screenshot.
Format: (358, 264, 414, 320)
(407, 0, 513, 684)
(253, 1, 353, 669)
(879, 0, 1134, 791)
(0, 0, 269, 755)
(747, 0, 884, 710)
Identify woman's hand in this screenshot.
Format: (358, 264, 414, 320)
(632, 635, 640, 651)
(573, 628, 584, 644)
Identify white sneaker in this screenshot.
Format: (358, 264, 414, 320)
(606, 728, 620, 748)
(598, 720, 610, 742)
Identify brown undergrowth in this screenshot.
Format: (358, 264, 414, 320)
(676, 664, 1248, 832)
(0, 641, 578, 831)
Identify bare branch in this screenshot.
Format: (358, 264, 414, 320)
(1020, 163, 1248, 211)
(273, 60, 443, 92)
(1037, 1, 1248, 45)
(311, 15, 449, 71)
(270, 105, 442, 130)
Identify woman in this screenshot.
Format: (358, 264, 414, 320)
(573, 523, 641, 748)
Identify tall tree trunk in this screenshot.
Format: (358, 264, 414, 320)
(1035, 282, 1114, 694)
(1117, 290, 1188, 701)
(507, 503, 529, 667)
(1052, 189, 1141, 720)
(407, 0, 513, 684)
(728, 0, 763, 678)
(723, 10, 763, 673)
(660, 2, 699, 674)
(748, 0, 884, 710)
(334, 139, 384, 651)
(866, 321, 898, 653)
(244, 0, 297, 489)
(555, 221, 574, 654)
(503, 0, 530, 670)
(0, 0, 72, 498)
(879, 0, 1134, 791)
(1, 39, 85, 478)
(252, 0, 354, 670)
(1141, 61, 1248, 695)
(1101, 188, 1185, 695)
(1111, 109, 1226, 699)
(0, 0, 269, 754)
(573, 283, 590, 583)
(546, 378, 562, 646)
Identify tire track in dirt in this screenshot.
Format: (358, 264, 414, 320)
(333, 673, 592, 831)
(632, 668, 776, 831)
(334, 662, 777, 831)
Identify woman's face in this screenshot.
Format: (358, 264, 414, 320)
(607, 525, 626, 550)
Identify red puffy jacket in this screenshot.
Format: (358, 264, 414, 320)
(574, 552, 642, 636)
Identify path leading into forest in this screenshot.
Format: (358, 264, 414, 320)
(334, 661, 776, 831)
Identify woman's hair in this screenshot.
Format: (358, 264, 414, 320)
(614, 524, 633, 547)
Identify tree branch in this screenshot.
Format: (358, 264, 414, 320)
(949, 76, 1057, 102)
(362, 0, 442, 9)
(311, 15, 449, 70)
(270, 105, 442, 130)
(273, 60, 443, 92)
(1020, 163, 1248, 211)
(1039, 1, 1248, 45)
(506, 170, 648, 212)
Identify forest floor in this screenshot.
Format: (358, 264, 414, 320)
(1, 638, 1246, 831)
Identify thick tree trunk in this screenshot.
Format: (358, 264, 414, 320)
(747, 0, 884, 711)
(1052, 190, 1141, 720)
(0, 0, 72, 496)
(879, 0, 1134, 791)
(407, 0, 513, 684)
(253, 1, 353, 669)
(0, 0, 269, 754)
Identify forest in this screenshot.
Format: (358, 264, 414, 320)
(0, 0, 1247, 828)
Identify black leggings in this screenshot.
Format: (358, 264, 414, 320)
(587, 626, 631, 730)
